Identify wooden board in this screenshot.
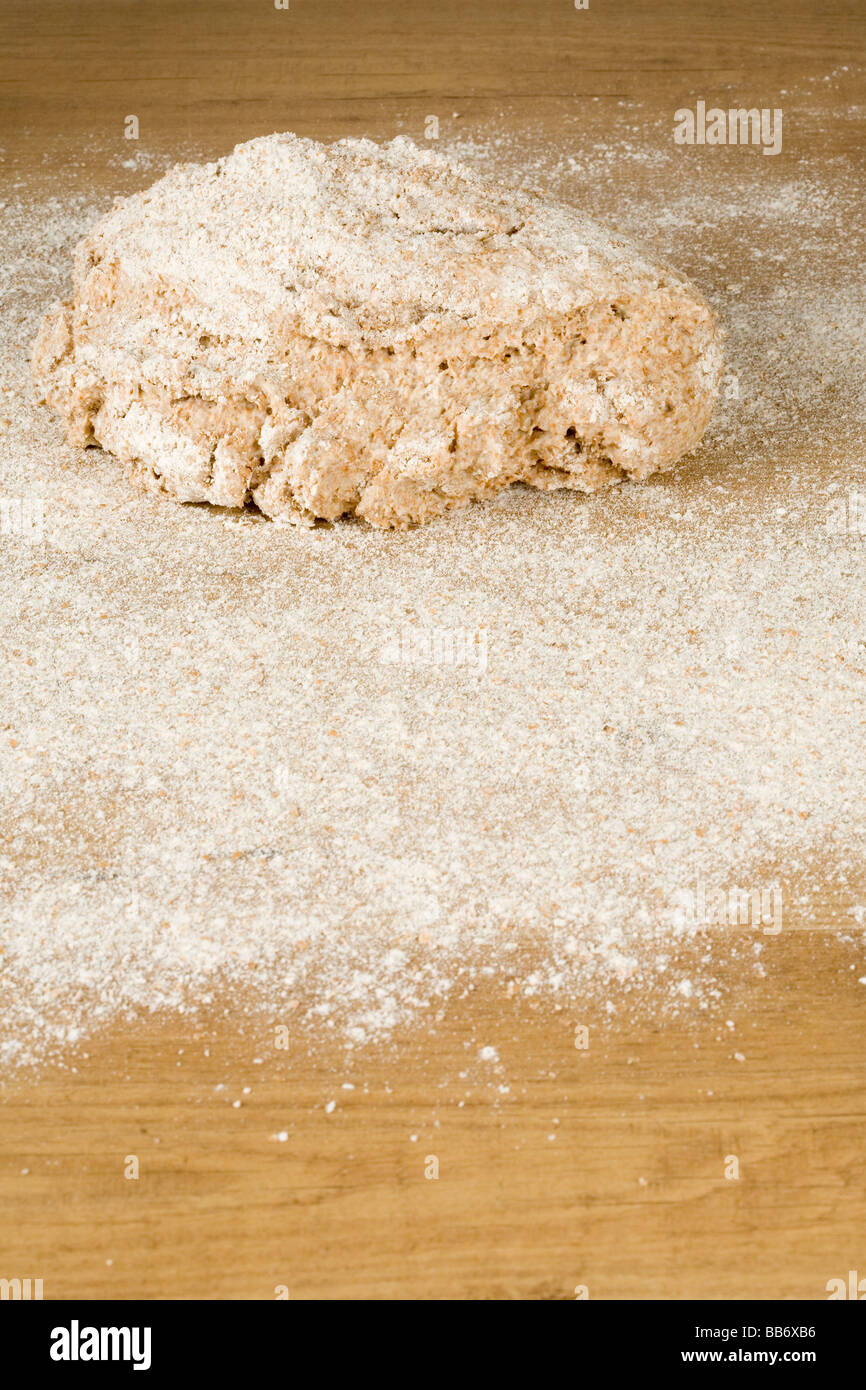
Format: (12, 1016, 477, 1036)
(1, 0, 865, 1300)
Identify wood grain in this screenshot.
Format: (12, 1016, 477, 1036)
(1, 931, 865, 1300)
(1, 0, 865, 1300)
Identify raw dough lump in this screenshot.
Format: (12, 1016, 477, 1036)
(33, 133, 723, 527)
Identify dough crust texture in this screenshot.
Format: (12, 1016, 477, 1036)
(32, 133, 723, 527)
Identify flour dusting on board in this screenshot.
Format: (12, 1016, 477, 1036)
(1, 75, 864, 1068)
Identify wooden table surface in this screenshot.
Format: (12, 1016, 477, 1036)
(1, 0, 865, 1300)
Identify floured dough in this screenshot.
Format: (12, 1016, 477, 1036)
(32, 132, 723, 527)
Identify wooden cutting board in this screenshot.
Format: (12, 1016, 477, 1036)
(1, 0, 864, 1300)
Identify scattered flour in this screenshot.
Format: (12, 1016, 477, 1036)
(0, 75, 864, 1069)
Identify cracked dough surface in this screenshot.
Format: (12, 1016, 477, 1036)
(32, 132, 723, 527)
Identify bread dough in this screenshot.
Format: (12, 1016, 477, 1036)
(32, 133, 723, 527)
